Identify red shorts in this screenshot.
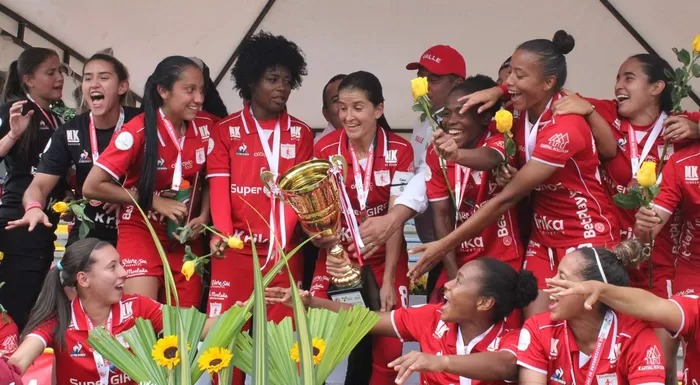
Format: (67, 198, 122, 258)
(524, 240, 613, 290)
(207, 248, 302, 323)
(672, 264, 700, 296)
(628, 263, 674, 299)
(117, 223, 203, 308)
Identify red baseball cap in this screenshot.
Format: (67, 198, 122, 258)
(406, 45, 466, 79)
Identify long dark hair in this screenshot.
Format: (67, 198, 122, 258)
(477, 257, 538, 323)
(517, 30, 575, 92)
(628, 53, 674, 113)
(2, 47, 60, 161)
(338, 71, 391, 130)
(22, 238, 109, 351)
(138, 56, 200, 210)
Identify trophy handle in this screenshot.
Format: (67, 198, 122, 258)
(260, 171, 278, 198)
(330, 155, 348, 179)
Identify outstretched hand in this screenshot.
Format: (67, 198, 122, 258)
(544, 277, 603, 311)
(407, 240, 450, 282)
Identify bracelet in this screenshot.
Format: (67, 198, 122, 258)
(24, 202, 43, 212)
(584, 104, 596, 117)
(6, 132, 18, 141)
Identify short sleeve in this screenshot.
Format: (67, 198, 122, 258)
(623, 328, 666, 385)
(93, 120, 144, 181)
(206, 121, 231, 178)
(390, 143, 415, 196)
(669, 295, 700, 339)
(485, 133, 507, 160)
(653, 155, 682, 215)
(531, 117, 587, 168)
(515, 317, 548, 374)
(389, 304, 438, 343)
(498, 328, 520, 357)
(138, 296, 164, 333)
(26, 319, 58, 348)
(586, 98, 618, 125)
(425, 148, 448, 201)
(37, 128, 72, 176)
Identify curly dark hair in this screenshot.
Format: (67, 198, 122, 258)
(231, 31, 307, 100)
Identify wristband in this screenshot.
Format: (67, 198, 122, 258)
(497, 83, 510, 101)
(6, 132, 18, 141)
(584, 103, 596, 117)
(24, 202, 43, 212)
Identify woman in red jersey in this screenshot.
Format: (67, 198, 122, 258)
(313, 70, 414, 384)
(410, 30, 619, 317)
(518, 240, 665, 385)
(268, 257, 537, 385)
(84, 56, 213, 308)
(549, 53, 700, 385)
(425, 75, 522, 307)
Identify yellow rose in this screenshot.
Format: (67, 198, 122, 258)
(181, 260, 195, 281)
(52, 201, 69, 214)
(411, 77, 429, 101)
(636, 161, 657, 187)
(693, 34, 700, 54)
(227, 236, 244, 249)
(0, 252, 3, 261)
(494, 109, 513, 133)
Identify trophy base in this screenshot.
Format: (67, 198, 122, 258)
(329, 285, 366, 307)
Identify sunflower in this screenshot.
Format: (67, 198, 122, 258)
(289, 338, 326, 365)
(197, 347, 233, 374)
(152, 335, 180, 369)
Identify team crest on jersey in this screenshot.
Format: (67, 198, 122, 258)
(115, 132, 134, 151)
(66, 129, 80, 145)
(486, 336, 501, 352)
(281, 144, 296, 159)
(197, 125, 210, 139)
(78, 149, 91, 163)
(290, 125, 302, 139)
(432, 320, 449, 339)
(236, 143, 248, 156)
(229, 126, 241, 139)
(374, 170, 390, 186)
(70, 341, 87, 357)
(549, 338, 559, 358)
(196, 147, 206, 164)
(209, 302, 222, 317)
(385, 149, 398, 165)
(596, 374, 618, 385)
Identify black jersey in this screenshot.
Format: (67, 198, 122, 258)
(0, 100, 68, 223)
(38, 107, 140, 244)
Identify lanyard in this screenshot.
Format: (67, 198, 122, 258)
(26, 94, 58, 129)
(454, 165, 471, 223)
(625, 112, 667, 177)
(242, 106, 289, 265)
(82, 302, 113, 385)
(89, 108, 125, 162)
(348, 141, 375, 218)
(564, 310, 615, 385)
(159, 109, 187, 191)
(524, 98, 553, 161)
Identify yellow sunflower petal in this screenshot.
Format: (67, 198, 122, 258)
(152, 335, 180, 369)
(197, 347, 233, 374)
(311, 338, 326, 365)
(289, 342, 300, 363)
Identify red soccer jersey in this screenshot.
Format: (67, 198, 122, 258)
(27, 294, 163, 385)
(591, 98, 684, 270)
(512, 96, 618, 248)
(206, 107, 314, 255)
(516, 312, 665, 385)
(669, 295, 700, 385)
(94, 112, 213, 240)
(0, 314, 18, 356)
(314, 127, 414, 262)
(391, 303, 518, 385)
(653, 143, 700, 268)
(425, 132, 521, 265)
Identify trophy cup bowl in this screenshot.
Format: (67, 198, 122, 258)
(261, 157, 362, 291)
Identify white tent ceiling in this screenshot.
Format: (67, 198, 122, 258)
(0, 0, 698, 131)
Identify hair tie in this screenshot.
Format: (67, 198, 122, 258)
(593, 249, 608, 284)
(56, 260, 63, 271)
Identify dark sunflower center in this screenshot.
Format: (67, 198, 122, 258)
(313, 347, 320, 356)
(209, 358, 223, 366)
(164, 347, 178, 359)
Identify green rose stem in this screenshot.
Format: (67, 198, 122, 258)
(417, 95, 456, 208)
(641, 188, 654, 289)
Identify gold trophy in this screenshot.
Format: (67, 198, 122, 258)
(261, 156, 366, 306)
